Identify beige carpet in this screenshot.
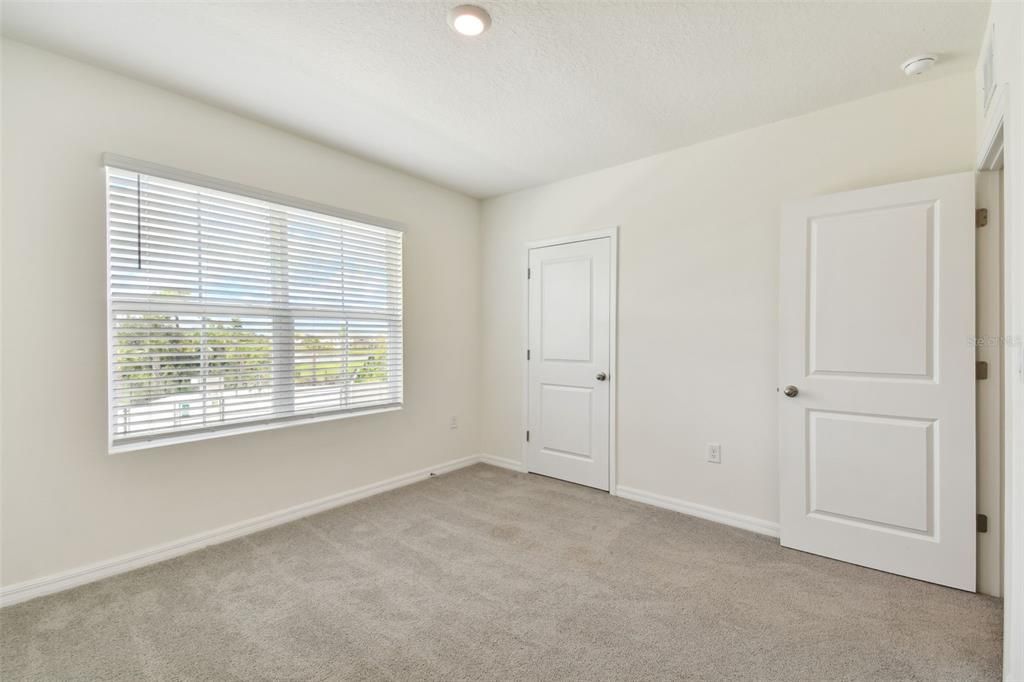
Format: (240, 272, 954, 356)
(0, 464, 1002, 680)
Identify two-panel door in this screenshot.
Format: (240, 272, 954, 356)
(779, 172, 976, 591)
(527, 237, 612, 491)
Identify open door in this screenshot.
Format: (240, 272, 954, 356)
(779, 172, 976, 591)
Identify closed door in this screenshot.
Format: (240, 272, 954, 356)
(779, 172, 976, 591)
(527, 236, 612, 490)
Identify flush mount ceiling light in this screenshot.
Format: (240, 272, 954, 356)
(901, 54, 938, 76)
(448, 5, 491, 37)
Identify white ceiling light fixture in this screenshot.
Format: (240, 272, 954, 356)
(448, 4, 491, 37)
(901, 54, 938, 76)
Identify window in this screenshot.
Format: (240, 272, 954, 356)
(105, 156, 403, 452)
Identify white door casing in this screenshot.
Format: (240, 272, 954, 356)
(779, 172, 976, 591)
(526, 233, 615, 491)
(976, 169, 1003, 597)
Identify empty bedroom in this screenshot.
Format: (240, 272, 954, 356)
(1, 1, 1023, 680)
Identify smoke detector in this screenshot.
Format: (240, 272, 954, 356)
(901, 55, 937, 77)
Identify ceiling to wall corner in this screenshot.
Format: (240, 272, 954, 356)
(2, 1, 989, 198)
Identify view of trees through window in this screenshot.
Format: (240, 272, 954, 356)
(115, 313, 388, 405)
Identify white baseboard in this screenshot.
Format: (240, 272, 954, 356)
(477, 458, 776, 538)
(615, 486, 780, 538)
(0, 454, 481, 608)
(478, 453, 527, 472)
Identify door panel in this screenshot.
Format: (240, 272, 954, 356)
(809, 203, 934, 377)
(528, 237, 611, 490)
(541, 258, 593, 361)
(539, 384, 593, 458)
(808, 410, 932, 533)
(779, 172, 975, 591)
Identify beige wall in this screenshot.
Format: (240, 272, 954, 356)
(479, 73, 977, 528)
(1, 42, 481, 586)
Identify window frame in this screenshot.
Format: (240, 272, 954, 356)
(103, 154, 405, 454)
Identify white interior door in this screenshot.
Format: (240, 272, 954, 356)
(779, 172, 976, 591)
(527, 236, 612, 491)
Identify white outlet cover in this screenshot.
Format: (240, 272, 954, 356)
(707, 443, 722, 463)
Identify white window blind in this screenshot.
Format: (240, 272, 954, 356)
(105, 157, 403, 452)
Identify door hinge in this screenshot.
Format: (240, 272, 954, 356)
(527, 349, 531, 360)
(525, 430, 530, 442)
(978, 513, 988, 533)
(977, 360, 989, 380)
(527, 268, 531, 279)
(976, 208, 988, 228)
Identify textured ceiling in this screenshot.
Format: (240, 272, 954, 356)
(2, 1, 989, 198)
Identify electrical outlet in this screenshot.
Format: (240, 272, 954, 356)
(449, 416, 458, 430)
(707, 443, 721, 464)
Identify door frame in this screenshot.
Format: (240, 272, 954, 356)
(522, 227, 619, 493)
(977, 84, 1024, 678)
(975, 168, 1004, 598)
